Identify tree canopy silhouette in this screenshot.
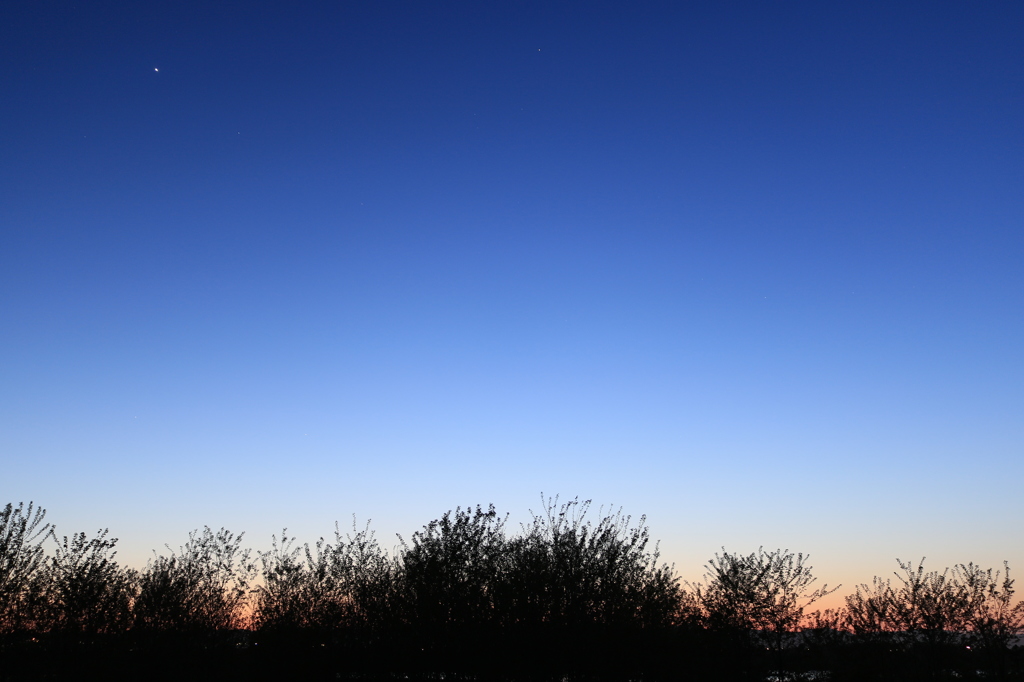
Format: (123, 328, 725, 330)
(1, 499, 1022, 682)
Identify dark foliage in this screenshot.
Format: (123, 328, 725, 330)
(34, 529, 135, 634)
(1, 499, 1022, 682)
(0, 502, 49, 633)
(506, 497, 682, 629)
(691, 547, 836, 645)
(134, 526, 255, 632)
(252, 519, 393, 632)
(398, 504, 508, 629)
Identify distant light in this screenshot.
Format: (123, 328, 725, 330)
(154, 68, 159, 72)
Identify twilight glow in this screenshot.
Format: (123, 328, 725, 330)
(1, 1, 1021, 596)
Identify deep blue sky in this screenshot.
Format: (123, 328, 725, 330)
(2, 1, 1022, 588)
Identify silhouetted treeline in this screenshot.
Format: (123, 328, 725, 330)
(1, 499, 1022, 681)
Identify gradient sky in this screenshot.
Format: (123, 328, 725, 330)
(2, 1, 1022, 599)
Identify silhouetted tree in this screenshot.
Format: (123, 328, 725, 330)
(0, 502, 49, 633)
(845, 558, 1024, 647)
(4, 498, 1022, 681)
(134, 527, 255, 632)
(956, 561, 1024, 650)
(253, 520, 393, 632)
(397, 504, 507, 629)
(331, 518, 395, 632)
(254, 531, 337, 631)
(693, 547, 835, 647)
(506, 496, 681, 629)
(36, 529, 135, 634)
(378, 498, 685, 678)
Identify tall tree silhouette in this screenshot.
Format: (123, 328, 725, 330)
(693, 547, 835, 646)
(845, 558, 1024, 648)
(253, 520, 393, 632)
(0, 502, 49, 633)
(134, 527, 254, 632)
(2, 498, 1023, 681)
(37, 529, 134, 634)
(506, 496, 681, 629)
(397, 504, 507, 629)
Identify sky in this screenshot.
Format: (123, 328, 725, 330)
(1, 1, 1022, 601)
